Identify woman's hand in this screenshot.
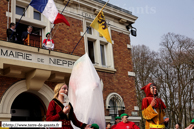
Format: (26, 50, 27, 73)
(84, 124, 92, 129)
(185, 124, 194, 129)
(62, 106, 70, 114)
(164, 118, 169, 123)
(150, 98, 157, 107)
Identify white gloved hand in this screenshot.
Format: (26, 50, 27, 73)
(60, 93, 69, 107)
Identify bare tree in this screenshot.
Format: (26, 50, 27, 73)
(132, 33, 194, 129)
(158, 33, 194, 128)
(132, 45, 158, 129)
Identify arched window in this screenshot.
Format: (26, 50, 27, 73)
(106, 93, 125, 124)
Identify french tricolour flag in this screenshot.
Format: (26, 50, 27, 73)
(30, 0, 70, 26)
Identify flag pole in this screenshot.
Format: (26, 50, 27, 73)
(71, 28, 89, 55)
(71, 0, 110, 55)
(50, 0, 70, 37)
(9, 4, 30, 41)
(101, 0, 110, 11)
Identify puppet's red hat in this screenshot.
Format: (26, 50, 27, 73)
(141, 83, 153, 97)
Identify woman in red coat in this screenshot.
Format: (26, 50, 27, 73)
(46, 83, 92, 129)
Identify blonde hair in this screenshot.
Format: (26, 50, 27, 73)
(53, 83, 67, 98)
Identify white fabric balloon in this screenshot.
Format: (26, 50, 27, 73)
(68, 53, 105, 129)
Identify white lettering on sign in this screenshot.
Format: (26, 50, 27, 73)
(56, 5, 111, 25)
(0, 47, 75, 69)
(81, 11, 111, 25)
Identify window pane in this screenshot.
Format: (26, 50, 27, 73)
(86, 26, 92, 34)
(34, 11, 41, 20)
(109, 99, 119, 125)
(16, 6, 25, 16)
(100, 44, 106, 66)
(88, 41, 95, 63)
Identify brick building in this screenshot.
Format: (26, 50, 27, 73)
(0, 0, 140, 126)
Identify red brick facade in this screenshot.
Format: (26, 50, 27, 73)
(0, 0, 9, 41)
(0, 0, 137, 119)
(0, 77, 21, 101)
(99, 31, 136, 116)
(52, 16, 85, 56)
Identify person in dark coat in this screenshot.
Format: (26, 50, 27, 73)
(21, 25, 33, 43)
(7, 23, 17, 42)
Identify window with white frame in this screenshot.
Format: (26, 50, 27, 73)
(100, 44, 106, 66)
(34, 11, 41, 21)
(109, 99, 119, 116)
(84, 21, 114, 68)
(86, 26, 92, 35)
(88, 40, 95, 64)
(16, 6, 25, 16)
(14, 0, 50, 45)
(106, 93, 125, 125)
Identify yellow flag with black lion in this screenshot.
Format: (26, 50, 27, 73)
(90, 1, 112, 44)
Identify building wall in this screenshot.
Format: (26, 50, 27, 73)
(0, 0, 137, 120)
(44, 81, 59, 91)
(0, 76, 58, 101)
(0, 77, 21, 101)
(0, 0, 8, 41)
(52, 16, 85, 56)
(52, 26, 137, 115)
(99, 30, 136, 116)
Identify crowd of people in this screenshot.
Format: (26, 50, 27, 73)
(6, 23, 54, 50)
(45, 81, 194, 129)
(104, 114, 139, 129)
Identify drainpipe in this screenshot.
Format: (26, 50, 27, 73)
(7, 0, 10, 29)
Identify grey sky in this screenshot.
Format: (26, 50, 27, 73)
(109, 0, 194, 51)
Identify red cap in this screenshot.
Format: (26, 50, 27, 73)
(141, 83, 153, 97)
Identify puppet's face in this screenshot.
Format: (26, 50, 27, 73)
(150, 86, 157, 95)
(59, 85, 68, 96)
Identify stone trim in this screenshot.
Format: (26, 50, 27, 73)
(128, 72, 135, 77)
(127, 44, 132, 49)
(105, 116, 112, 122)
(106, 92, 125, 110)
(127, 116, 141, 122)
(0, 80, 54, 121)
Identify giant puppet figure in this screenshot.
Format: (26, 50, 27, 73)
(141, 83, 169, 129)
(68, 53, 106, 129)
